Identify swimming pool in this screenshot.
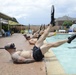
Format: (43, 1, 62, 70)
(46, 34, 76, 74)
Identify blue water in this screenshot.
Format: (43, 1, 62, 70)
(46, 34, 76, 74)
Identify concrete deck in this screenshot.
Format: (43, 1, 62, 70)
(0, 33, 67, 75)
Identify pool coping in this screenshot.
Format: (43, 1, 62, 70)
(44, 40, 67, 75)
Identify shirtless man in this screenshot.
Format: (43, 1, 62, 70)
(4, 24, 76, 64)
(24, 25, 57, 45)
(25, 29, 44, 43)
(28, 31, 56, 45)
(23, 25, 45, 45)
(23, 25, 43, 40)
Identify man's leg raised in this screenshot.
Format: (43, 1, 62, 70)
(40, 34, 76, 55)
(35, 24, 52, 47)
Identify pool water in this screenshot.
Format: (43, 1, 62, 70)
(46, 34, 76, 74)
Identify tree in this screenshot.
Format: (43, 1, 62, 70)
(12, 17, 18, 23)
(62, 20, 73, 28)
(2, 23, 8, 31)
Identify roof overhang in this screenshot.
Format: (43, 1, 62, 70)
(0, 12, 13, 20)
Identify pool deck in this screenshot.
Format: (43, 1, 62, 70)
(0, 33, 68, 75)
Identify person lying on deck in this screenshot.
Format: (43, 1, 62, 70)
(23, 25, 44, 45)
(24, 25, 56, 45)
(28, 31, 56, 45)
(23, 25, 44, 40)
(4, 24, 76, 64)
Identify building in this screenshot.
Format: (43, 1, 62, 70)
(56, 16, 76, 26)
(0, 12, 24, 33)
(0, 12, 13, 30)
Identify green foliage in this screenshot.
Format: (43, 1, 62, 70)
(2, 24, 8, 31)
(20, 30, 25, 34)
(62, 21, 73, 28)
(12, 17, 18, 23)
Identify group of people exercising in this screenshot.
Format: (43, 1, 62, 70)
(3, 24, 76, 64)
(1, 5, 76, 64)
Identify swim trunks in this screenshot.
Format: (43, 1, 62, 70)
(33, 46, 44, 61)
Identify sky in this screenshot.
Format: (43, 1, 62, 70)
(0, 0, 76, 25)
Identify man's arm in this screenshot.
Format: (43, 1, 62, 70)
(12, 53, 35, 64)
(18, 57, 35, 63)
